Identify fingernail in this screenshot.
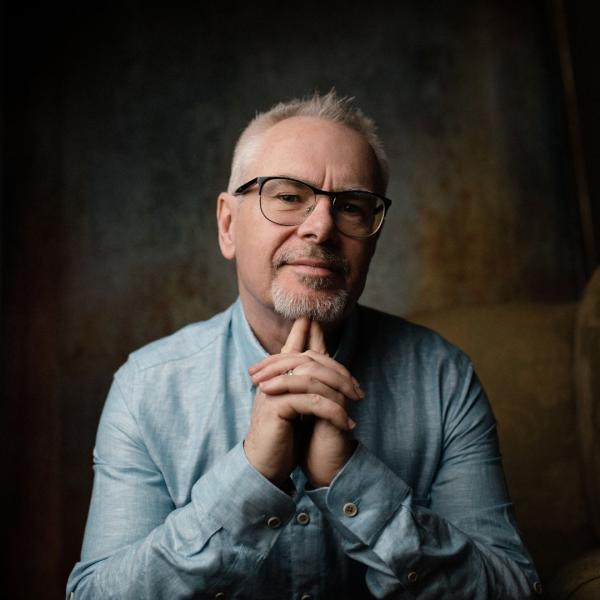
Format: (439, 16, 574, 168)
(348, 418, 357, 430)
(355, 386, 365, 399)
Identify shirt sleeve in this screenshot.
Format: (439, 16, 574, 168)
(66, 362, 296, 599)
(306, 362, 542, 599)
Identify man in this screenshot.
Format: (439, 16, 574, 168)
(67, 91, 542, 598)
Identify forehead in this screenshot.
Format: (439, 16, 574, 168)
(247, 116, 381, 190)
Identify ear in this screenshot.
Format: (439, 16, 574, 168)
(217, 192, 237, 260)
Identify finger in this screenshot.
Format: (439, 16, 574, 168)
(303, 350, 364, 397)
(250, 354, 313, 382)
(293, 362, 363, 400)
(308, 320, 327, 354)
(281, 318, 310, 354)
(260, 361, 365, 400)
(302, 350, 354, 380)
(272, 393, 356, 431)
(250, 348, 349, 380)
(251, 354, 363, 400)
(260, 374, 346, 406)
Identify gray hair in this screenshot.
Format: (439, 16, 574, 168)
(227, 90, 389, 193)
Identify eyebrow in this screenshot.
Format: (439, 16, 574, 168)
(275, 173, 374, 192)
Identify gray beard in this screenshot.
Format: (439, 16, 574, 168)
(271, 275, 349, 322)
(270, 246, 351, 322)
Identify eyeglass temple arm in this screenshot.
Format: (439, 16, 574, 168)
(233, 178, 259, 195)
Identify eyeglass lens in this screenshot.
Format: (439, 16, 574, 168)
(260, 178, 385, 237)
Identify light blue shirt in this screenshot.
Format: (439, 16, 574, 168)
(67, 299, 541, 598)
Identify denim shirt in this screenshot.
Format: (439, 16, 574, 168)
(67, 299, 541, 599)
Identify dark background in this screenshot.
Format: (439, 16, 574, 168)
(2, 1, 598, 597)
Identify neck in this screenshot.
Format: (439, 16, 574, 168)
(239, 294, 344, 355)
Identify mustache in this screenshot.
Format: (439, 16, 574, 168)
(273, 246, 350, 276)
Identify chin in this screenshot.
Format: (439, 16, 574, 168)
(271, 280, 350, 322)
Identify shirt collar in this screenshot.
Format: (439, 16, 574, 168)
(231, 297, 359, 379)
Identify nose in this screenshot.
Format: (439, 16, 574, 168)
(295, 196, 337, 243)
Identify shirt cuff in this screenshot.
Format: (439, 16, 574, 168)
(191, 442, 296, 556)
(305, 442, 411, 545)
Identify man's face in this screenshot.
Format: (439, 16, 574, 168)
(218, 116, 382, 323)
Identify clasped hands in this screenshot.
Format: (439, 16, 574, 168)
(244, 318, 364, 488)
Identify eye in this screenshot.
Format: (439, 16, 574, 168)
(276, 194, 303, 204)
(338, 201, 367, 218)
(341, 202, 361, 213)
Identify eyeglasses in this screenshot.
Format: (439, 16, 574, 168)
(233, 176, 392, 238)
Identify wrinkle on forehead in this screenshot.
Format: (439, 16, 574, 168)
(246, 116, 382, 193)
(273, 172, 378, 193)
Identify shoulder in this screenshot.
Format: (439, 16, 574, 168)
(118, 304, 234, 378)
(356, 304, 468, 364)
(355, 305, 490, 429)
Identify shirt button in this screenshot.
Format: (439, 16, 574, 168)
(296, 512, 310, 525)
(533, 581, 543, 595)
(215, 593, 226, 600)
(407, 571, 418, 584)
(267, 516, 281, 529)
(343, 502, 358, 517)
(300, 594, 312, 600)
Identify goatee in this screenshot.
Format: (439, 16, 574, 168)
(271, 246, 350, 322)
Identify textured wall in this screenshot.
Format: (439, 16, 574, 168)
(2, 1, 586, 597)
(57, 2, 580, 331)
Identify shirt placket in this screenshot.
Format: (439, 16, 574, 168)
(290, 495, 324, 600)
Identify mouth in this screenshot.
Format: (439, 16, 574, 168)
(273, 248, 350, 279)
(285, 260, 342, 277)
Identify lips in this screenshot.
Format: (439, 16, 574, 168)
(286, 259, 341, 275)
(286, 262, 341, 277)
(273, 247, 350, 276)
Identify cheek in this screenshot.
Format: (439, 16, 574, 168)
(236, 222, 289, 278)
(236, 209, 269, 257)
(346, 242, 375, 278)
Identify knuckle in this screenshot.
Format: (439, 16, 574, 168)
(258, 395, 273, 409)
(334, 405, 346, 420)
(344, 383, 356, 396)
(258, 389, 275, 402)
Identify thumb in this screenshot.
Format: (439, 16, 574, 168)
(308, 320, 327, 354)
(281, 318, 310, 354)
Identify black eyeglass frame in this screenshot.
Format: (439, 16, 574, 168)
(233, 176, 392, 238)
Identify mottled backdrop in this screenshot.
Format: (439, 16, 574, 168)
(2, 1, 593, 598)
